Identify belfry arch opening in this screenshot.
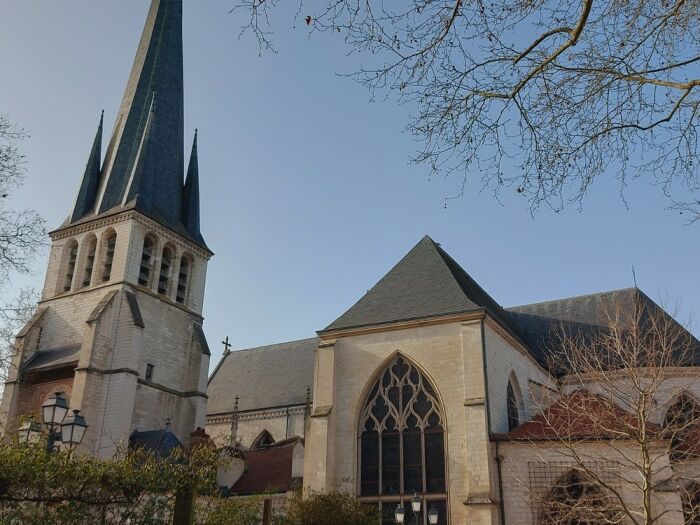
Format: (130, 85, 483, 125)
(357, 353, 448, 524)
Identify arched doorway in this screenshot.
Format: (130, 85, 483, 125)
(357, 354, 448, 525)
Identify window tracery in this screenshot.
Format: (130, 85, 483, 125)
(358, 354, 447, 524)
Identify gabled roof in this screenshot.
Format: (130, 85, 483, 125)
(323, 235, 512, 333)
(207, 337, 318, 415)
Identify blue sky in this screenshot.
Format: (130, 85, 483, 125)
(0, 1, 698, 372)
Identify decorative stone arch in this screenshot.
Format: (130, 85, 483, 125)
(538, 469, 622, 525)
(57, 238, 79, 294)
(99, 228, 118, 282)
(251, 429, 275, 450)
(356, 352, 449, 524)
(138, 233, 159, 288)
(507, 370, 525, 432)
(78, 233, 98, 289)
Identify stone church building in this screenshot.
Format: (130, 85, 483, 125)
(1, 1, 698, 524)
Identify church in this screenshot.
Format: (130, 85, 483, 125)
(1, 1, 698, 525)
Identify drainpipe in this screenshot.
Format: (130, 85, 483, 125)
(495, 441, 506, 525)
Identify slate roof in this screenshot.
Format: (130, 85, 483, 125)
(207, 338, 318, 415)
(22, 345, 81, 372)
(507, 288, 700, 367)
(65, 0, 206, 249)
(323, 235, 514, 333)
(129, 428, 183, 458)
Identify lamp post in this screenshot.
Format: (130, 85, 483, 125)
(17, 392, 88, 452)
(394, 494, 440, 525)
(395, 495, 439, 525)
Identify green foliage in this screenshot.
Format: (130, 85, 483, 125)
(281, 490, 380, 525)
(196, 495, 269, 525)
(0, 438, 218, 524)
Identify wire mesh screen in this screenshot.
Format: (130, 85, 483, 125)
(528, 461, 621, 524)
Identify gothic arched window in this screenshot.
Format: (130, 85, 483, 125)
(664, 393, 700, 461)
(80, 235, 97, 288)
(101, 230, 117, 282)
(358, 355, 447, 525)
(539, 470, 622, 525)
(251, 430, 275, 450)
(138, 235, 156, 287)
(176, 255, 191, 304)
(507, 380, 520, 431)
(158, 245, 174, 295)
(62, 240, 79, 292)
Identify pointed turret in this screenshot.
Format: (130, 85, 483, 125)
(94, 0, 185, 226)
(70, 112, 103, 223)
(182, 130, 202, 241)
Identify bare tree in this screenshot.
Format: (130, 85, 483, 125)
(0, 288, 37, 382)
(0, 114, 45, 283)
(0, 115, 45, 384)
(231, 0, 700, 221)
(501, 296, 700, 525)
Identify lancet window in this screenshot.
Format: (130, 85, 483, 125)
(62, 240, 79, 292)
(158, 245, 174, 295)
(664, 393, 700, 461)
(81, 235, 97, 288)
(138, 236, 156, 287)
(507, 379, 520, 431)
(101, 230, 117, 282)
(176, 255, 191, 304)
(358, 355, 447, 525)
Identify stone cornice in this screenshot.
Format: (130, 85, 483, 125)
(205, 406, 306, 425)
(318, 310, 487, 340)
(50, 209, 212, 259)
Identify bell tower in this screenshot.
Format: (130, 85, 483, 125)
(0, 0, 212, 456)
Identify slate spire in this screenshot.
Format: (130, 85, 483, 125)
(94, 0, 185, 226)
(70, 111, 104, 222)
(182, 130, 202, 241)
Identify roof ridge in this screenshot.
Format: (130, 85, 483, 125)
(227, 336, 319, 355)
(507, 287, 640, 311)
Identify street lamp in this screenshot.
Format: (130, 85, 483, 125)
(60, 410, 88, 451)
(394, 504, 405, 524)
(428, 507, 439, 525)
(18, 392, 87, 452)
